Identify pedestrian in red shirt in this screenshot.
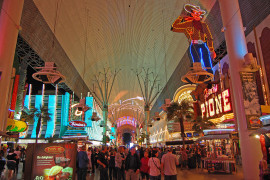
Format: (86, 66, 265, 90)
(140, 151, 150, 180)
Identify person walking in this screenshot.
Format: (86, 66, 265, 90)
(91, 149, 96, 174)
(115, 146, 125, 180)
(148, 150, 161, 180)
(86, 147, 92, 173)
(0, 151, 6, 178)
(6, 149, 18, 179)
(140, 147, 144, 160)
(109, 150, 116, 180)
(181, 148, 188, 169)
(140, 151, 149, 180)
(14, 147, 21, 174)
(77, 146, 89, 180)
(95, 148, 100, 169)
(196, 148, 202, 168)
(125, 147, 140, 180)
(97, 146, 109, 180)
(161, 148, 179, 180)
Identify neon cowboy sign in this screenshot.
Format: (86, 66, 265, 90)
(200, 87, 232, 119)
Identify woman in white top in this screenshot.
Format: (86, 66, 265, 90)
(148, 150, 161, 180)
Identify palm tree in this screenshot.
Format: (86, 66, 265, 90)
(192, 116, 215, 133)
(138, 133, 147, 146)
(21, 106, 51, 143)
(166, 100, 194, 147)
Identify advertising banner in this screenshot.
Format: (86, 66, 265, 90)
(240, 71, 262, 129)
(27, 143, 77, 180)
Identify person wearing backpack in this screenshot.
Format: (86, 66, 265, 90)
(148, 150, 161, 180)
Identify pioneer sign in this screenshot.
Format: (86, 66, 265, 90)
(200, 88, 233, 119)
(69, 121, 87, 127)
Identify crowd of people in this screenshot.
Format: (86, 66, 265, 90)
(77, 144, 206, 180)
(0, 145, 26, 179)
(0, 144, 205, 180)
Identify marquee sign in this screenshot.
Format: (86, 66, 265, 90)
(200, 87, 232, 120)
(44, 146, 65, 154)
(69, 121, 87, 128)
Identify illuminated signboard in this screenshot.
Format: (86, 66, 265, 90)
(117, 116, 137, 128)
(26, 143, 77, 180)
(69, 121, 87, 128)
(200, 87, 232, 120)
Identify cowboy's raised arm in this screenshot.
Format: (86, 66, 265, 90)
(171, 16, 187, 33)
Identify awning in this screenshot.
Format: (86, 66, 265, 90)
(0, 131, 9, 137)
(197, 134, 230, 141)
(62, 135, 88, 140)
(249, 126, 270, 136)
(165, 140, 194, 146)
(85, 140, 93, 144)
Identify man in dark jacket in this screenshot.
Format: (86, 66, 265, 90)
(97, 146, 109, 180)
(125, 147, 140, 180)
(77, 146, 89, 180)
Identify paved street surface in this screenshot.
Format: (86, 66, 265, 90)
(86, 167, 244, 180)
(5, 163, 244, 180)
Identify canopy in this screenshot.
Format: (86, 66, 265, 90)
(165, 140, 194, 146)
(249, 126, 270, 136)
(197, 134, 231, 141)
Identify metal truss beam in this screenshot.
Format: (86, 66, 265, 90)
(213, 40, 227, 66)
(16, 34, 73, 94)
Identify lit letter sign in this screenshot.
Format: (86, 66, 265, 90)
(201, 103, 206, 118)
(205, 101, 209, 118)
(201, 89, 232, 119)
(69, 121, 87, 127)
(222, 89, 231, 112)
(215, 94, 222, 114)
(208, 98, 215, 117)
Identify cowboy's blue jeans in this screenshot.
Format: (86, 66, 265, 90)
(189, 43, 213, 74)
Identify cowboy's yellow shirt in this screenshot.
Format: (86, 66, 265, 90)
(171, 17, 214, 52)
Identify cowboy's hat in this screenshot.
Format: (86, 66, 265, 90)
(184, 4, 206, 16)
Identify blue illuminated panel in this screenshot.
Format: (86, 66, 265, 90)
(45, 95, 56, 138)
(24, 95, 30, 109)
(62, 92, 70, 126)
(111, 127, 115, 134)
(60, 93, 70, 137)
(85, 97, 93, 127)
(110, 127, 115, 140)
(31, 95, 42, 138)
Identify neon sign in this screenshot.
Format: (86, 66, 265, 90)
(201, 89, 232, 119)
(117, 116, 137, 128)
(69, 121, 87, 127)
(204, 84, 218, 99)
(171, 4, 215, 74)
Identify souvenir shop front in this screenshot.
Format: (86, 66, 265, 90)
(195, 84, 239, 174)
(253, 114, 270, 179)
(198, 128, 237, 174)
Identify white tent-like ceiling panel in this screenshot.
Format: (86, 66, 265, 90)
(33, 0, 216, 106)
